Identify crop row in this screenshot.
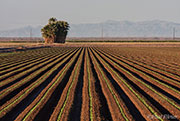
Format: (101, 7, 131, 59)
(92, 48, 180, 119)
(0, 48, 74, 71)
(0, 47, 179, 121)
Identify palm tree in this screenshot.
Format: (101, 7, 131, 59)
(41, 17, 70, 43)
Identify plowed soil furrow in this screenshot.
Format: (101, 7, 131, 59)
(92, 48, 172, 120)
(81, 49, 90, 121)
(0, 56, 54, 79)
(33, 49, 82, 121)
(124, 55, 180, 79)
(0, 49, 68, 77)
(102, 47, 180, 80)
(0, 50, 72, 88)
(1, 49, 65, 70)
(86, 48, 112, 121)
(0, 48, 71, 72)
(0, 51, 37, 64)
(91, 48, 155, 121)
(170, 62, 180, 69)
(2, 48, 80, 120)
(0, 49, 79, 106)
(0, 48, 55, 62)
(95, 48, 180, 103)
(149, 64, 180, 77)
(152, 62, 180, 72)
(120, 57, 180, 84)
(93, 48, 180, 120)
(98, 48, 180, 96)
(0, 49, 53, 70)
(1, 46, 179, 121)
(129, 58, 180, 74)
(160, 63, 180, 71)
(89, 49, 131, 121)
(48, 49, 84, 121)
(0, 54, 52, 77)
(0, 49, 81, 120)
(114, 56, 180, 95)
(68, 49, 84, 121)
(14, 48, 82, 121)
(100, 48, 180, 84)
(1, 48, 73, 81)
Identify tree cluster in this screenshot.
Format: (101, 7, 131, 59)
(41, 18, 69, 43)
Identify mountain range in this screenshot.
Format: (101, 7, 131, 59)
(0, 20, 180, 37)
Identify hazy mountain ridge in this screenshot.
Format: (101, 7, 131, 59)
(0, 20, 180, 37)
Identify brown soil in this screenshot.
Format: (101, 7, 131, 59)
(98, 49, 180, 100)
(93, 48, 180, 120)
(80, 49, 90, 121)
(11, 49, 80, 121)
(1, 45, 180, 121)
(49, 49, 84, 121)
(89, 49, 131, 121)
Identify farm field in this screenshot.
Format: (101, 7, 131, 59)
(0, 46, 180, 121)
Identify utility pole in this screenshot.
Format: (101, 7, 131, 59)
(101, 23, 104, 40)
(173, 28, 175, 40)
(30, 28, 32, 38)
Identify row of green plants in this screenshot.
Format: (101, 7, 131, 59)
(128, 61, 180, 92)
(99, 48, 180, 91)
(0, 50, 64, 81)
(96, 48, 180, 110)
(0, 52, 40, 67)
(0, 48, 63, 65)
(104, 48, 180, 82)
(0, 49, 73, 88)
(115, 52, 180, 84)
(0, 48, 80, 119)
(56, 49, 83, 120)
(99, 48, 180, 95)
(22, 49, 81, 121)
(91, 48, 163, 121)
(89, 49, 129, 121)
(159, 63, 180, 73)
(0, 49, 77, 100)
(0, 48, 60, 69)
(0, 48, 72, 77)
(86, 50, 93, 121)
(163, 63, 180, 70)
(0, 52, 54, 75)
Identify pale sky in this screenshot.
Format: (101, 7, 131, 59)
(0, 0, 180, 30)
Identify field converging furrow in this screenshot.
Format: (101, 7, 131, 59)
(0, 48, 73, 83)
(48, 49, 84, 121)
(0, 48, 81, 120)
(92, 48, 164, 120)
(0, 48, 79, 106)
(103, 47, 180, 79)
(0, 48, 69, 76)
(90, 48, 148, 121)
(0, 46, 179, 121)
(120, 57, 180, 83)
(0, 48, 71, 73)
(100, 47, 180, 82)
(0, 48, 54, 68)
(98, 48, 180, 97)
(14, 48, 82, 121)
(0, 48, 76, 89)
(92, 48, 180, 120)
(95, 48, 180, 102)
(81, 49, 112, 121)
